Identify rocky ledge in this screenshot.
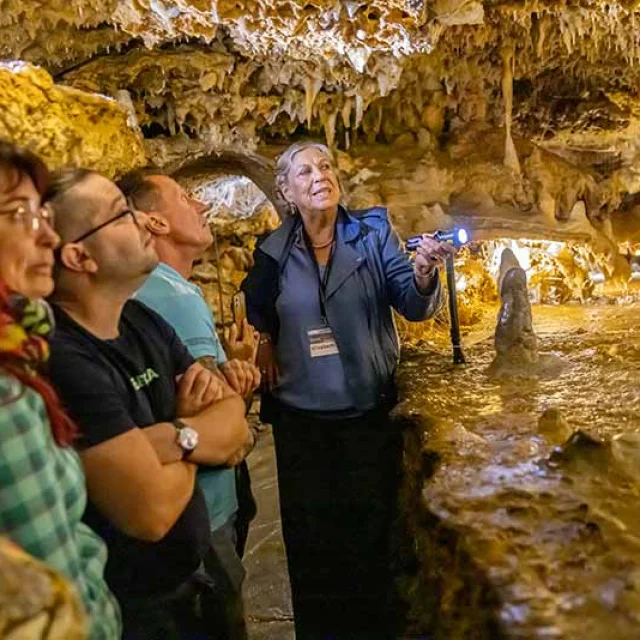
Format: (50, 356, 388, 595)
(392, 306, 640, 639)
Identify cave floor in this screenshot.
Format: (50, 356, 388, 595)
(398, 303, 640, 638)
(244, 428, 295, 640)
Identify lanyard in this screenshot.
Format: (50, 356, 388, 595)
(303, 229, 336, 325)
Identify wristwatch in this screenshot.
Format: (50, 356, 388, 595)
(173, 419, 199, 459)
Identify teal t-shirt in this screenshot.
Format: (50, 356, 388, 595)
(134, 262, 237, 532)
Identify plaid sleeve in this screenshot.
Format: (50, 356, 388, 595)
(0, 377, 122, 640)
(0, 378, 85, 585)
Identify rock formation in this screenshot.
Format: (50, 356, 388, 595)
(0, 536, 86, 639)
(490, 248, 538, 372)
(550, 429, 640, 487)
(0, 63, 145, 177)
(537, 407, 573, 446)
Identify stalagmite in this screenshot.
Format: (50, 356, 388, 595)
(490, 248, 538, 372)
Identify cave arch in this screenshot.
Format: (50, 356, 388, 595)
(167, 150, 289, 220)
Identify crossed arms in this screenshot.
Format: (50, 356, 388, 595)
(80, 362, 250, 542)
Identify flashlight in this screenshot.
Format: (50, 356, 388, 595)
(405, 228, 469, 252)
(405, 227, 468, 365)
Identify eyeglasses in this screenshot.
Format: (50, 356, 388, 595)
(70, 207, 138, 244)
(0, 202, 54, 234)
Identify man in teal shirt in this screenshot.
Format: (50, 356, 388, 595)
(135, 261, 239, 532)
(122, 170, 260, 640)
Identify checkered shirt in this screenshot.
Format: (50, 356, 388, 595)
(0, 373, 121, 639)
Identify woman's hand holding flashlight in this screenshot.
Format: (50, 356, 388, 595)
(413, 235, 457, 291)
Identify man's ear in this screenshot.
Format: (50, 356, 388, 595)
(59, 243, 98, 274)
(146, 213, 171, 236)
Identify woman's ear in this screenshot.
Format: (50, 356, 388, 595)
(280, 181, 293, 204)
(146, 213, 171, 236)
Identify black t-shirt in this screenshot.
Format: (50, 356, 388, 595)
(48, 300, 210, 599)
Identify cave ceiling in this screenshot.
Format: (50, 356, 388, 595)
(2, 1, 640, 244)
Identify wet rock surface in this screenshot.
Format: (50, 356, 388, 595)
(394, 305, 640, 639)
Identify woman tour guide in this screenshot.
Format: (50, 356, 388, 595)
(242, 140, 455, 638)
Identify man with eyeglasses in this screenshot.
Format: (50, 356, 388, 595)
(44, 168, 253, 639)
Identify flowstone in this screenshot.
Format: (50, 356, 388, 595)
(393, 306, 640, 639)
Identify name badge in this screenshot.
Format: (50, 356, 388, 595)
(308, 326, 339, 358)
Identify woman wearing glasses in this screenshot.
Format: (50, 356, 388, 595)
(0, 140, 121, 639)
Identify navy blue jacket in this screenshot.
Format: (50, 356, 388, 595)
(241, 206, 443, 416)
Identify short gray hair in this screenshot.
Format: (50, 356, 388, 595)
(275, 141, 342, 212)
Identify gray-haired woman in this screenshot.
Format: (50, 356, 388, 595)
(242, 141, 453, 638)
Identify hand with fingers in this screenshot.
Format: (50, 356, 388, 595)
(223, 318, 259, 363)
(414, 234, 457, 292)
(256, 333, 279, 392)
(175, 362, 226, 417)
(220, 359, 261, 398)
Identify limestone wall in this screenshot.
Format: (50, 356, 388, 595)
(0, 63, 146, 178)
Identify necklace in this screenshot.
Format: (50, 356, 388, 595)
(311, 234, 334, 249)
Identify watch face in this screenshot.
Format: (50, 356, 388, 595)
(178, 427, 199, 451)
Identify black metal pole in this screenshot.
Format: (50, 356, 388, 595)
(445, 253, 466, 364)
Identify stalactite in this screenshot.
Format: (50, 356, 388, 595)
(323, 110, 338, 148)
(3, 0, 640, 256)
(304, 76, 322, 128)
(341, 97, 352, 129)
(502, 45, 521, 176)
(355, 94, 364, 130)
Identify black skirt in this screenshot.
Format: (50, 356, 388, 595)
(272, 402, 402, 639)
